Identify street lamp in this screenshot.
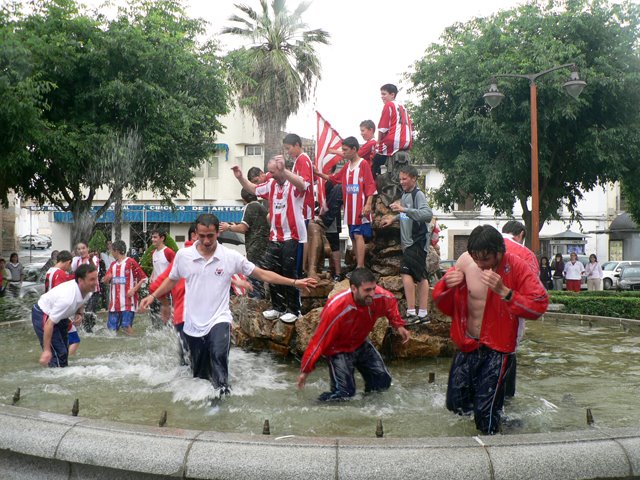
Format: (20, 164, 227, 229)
(483, 64, 586, 255)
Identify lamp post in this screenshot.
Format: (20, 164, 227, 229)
(483, 64, 586, 255)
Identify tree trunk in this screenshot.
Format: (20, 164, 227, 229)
(70, 201, 96, 249)
(263, 121, 284, 169)
(113, 188, 123, 241)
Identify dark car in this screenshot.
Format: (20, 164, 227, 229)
(615, 266, 640, 291)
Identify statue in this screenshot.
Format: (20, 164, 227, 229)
(375, 151, 411, 207)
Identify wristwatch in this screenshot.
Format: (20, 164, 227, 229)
(503, 289, 513, 302)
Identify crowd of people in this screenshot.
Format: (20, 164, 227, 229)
(24, 81, 560, 434)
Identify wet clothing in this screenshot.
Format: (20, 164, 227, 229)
(185, 322, 231, 392)
(241, 201, 270, 264)
(446, 346, 515, 434)
(433, 252, 548, 434)
(320, 340, 391, 401)
(32, 304, 70, 368)
(400, 241, 429, 282)
(433, 252, 549, 354)
(301, 286, 404, 400)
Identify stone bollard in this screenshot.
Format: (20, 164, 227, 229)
(376, 419, 384, 438)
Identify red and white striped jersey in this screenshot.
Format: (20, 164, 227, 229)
(255, 178, 307, 242)
(71, 255, 100, 292)
(330, 159, 377, 226)
(107, 257, 147, 312)
(151, 246, 175, 281)
(292, 152, 315, 220)
(44, 267, 75, 292)
(377, 101, 413, 156)
(359, 138, 377, 166)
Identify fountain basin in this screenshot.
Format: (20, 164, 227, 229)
(1, 404, 639, 479)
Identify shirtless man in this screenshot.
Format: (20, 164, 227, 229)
(433, 225, 548, 434)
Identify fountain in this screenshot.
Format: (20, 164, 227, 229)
(1, 308, 640, 479)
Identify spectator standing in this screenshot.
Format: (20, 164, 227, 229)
(563, 252, 585, 292)
(552, 253, 565, 291)
(585, 254, 603, 291)
(539, 257, 553, 290)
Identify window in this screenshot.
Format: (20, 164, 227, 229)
(193, 156, 219, 178)
(245, 145, 262, 156)
(454, 194, 478, 212)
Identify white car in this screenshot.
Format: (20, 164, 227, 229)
(19, 235, 50, 250)
(601, 260, 640, 290)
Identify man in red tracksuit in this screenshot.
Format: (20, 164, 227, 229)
(297, 268, 410, 401)
(433, 225, 548, 434)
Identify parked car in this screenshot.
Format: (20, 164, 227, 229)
(19, 262, 46, 299)
(19, 235, 50, 250)
(615, 265, 640, 291)
(602, 261, 640, 290)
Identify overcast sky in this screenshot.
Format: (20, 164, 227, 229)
(188, 0, 530, 139)
(76, 0, 552, 138)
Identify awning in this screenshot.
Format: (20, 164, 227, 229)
(52, 204, 244, 224)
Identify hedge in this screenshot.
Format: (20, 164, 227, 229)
(548, 291, 640, 319)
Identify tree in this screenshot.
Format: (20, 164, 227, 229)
(223, 0, 330, 164)
(0, 0, 228, 246)
(409, 0, 640, 244)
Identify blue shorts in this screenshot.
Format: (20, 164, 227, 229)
(349, 223, 372, 240)
(107, 311, 135, 331)
(68, 325, 80, 345)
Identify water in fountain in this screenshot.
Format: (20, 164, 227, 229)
(1, 312, 640, 437)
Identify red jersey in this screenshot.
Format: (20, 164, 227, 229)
(433, 252, 548, 354)
(107, 257, 147, 312)
(329, 158, 376, 226)
(292, 152, 315, 220)
(504, 236, 539, 275)
(255, 178, 307, 242)
(71, 255, 100, 292)
(300, 286, 405, 373)
(377, 100, 413, 156)
(151, 246, 176, 281)
(358, 138, 377, 166)
(44, 267, 75, 292)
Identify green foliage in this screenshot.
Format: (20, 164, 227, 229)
(0, 0, 229, 243)
(223, 0, 330, 161)
(88, 230, 107, 253)
(549, 291, 640, 319)
(409, 0, 640, 234)
(139, 234, 179, 276)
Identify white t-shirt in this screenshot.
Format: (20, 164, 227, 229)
(37, 280, 92, 323)
(169, 242, 255, 337)
(564, 261, 585, 281)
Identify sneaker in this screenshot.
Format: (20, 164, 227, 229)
(417, 314, 432, 325)
(404, 314, 421, 325)
(262, 309, 283, 320)
(279, 312, 299, 324)
(332, 275, 341, 282)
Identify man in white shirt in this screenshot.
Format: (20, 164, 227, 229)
(139, 213, 317, 398)
(32, 264, 98, 367)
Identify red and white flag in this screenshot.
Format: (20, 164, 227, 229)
(231, 273, 248, 296)
(316, 112, 343, 213)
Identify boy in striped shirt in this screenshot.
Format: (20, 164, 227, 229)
(315, 136, 377, 269)
(102, 240, 147, 335)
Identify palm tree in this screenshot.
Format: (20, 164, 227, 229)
(223, 0, 330, 165)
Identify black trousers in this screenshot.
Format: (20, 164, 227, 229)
(262, 240, 300, 315)
(446, 346, 514, 434)
(319, 340, 392, 401)
(184, 322, 231, 392)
